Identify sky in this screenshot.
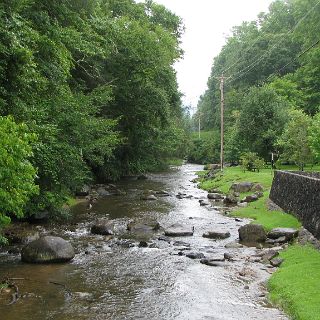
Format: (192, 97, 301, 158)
(152, 0, 274, 111)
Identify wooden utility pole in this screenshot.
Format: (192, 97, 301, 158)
(219, 74, 225, 171)
(214, 74, 229, 171)
(198, 112, 202, 139)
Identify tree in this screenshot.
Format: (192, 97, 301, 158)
(309, 112, 320, 162)
(0, 116, 38, 242)
(277, 109, 313, 170)
(236, 86, 289, 160)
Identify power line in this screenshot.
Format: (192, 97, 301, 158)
(226, 37, 320, 98)
(263, 38, 320, 83)
(225, 0, 320, 86)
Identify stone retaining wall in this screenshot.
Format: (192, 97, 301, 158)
(270, 170, 320, 239)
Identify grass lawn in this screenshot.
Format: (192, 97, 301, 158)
(232, 193, 301, 231)
(268, 245, 320, 320)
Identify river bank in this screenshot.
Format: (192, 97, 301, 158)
(197, 165, 320, 320)
(0, 164, 288, 319)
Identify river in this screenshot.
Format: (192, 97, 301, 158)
(0, 164, 288, 320)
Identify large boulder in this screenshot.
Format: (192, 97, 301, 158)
(238, 224, 266, 243)
(164, 224, 194, 237)
(230, 182, 253, 193)
(21, 236, 75, 263)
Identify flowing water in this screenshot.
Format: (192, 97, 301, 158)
(0, 164, 288, 320)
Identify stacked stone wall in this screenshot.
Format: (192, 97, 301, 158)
(270, 170, 320, 239)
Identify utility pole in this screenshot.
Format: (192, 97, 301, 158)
(216, 74, 229, 171)
(198, 112, 202, 139)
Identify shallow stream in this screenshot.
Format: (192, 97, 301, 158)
(0, 164, 287, 320)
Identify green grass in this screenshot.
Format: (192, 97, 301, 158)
(198, 166, 301, 231)
(199, 166, 275, 193)
(231, 193, 301, 231)
(268, 245, 320, 320)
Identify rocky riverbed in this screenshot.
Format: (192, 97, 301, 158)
(0, 164, 289, 320)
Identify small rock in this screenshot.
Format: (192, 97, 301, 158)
(224, 193, 239, 205)
(200, 259, 225, 267)
(223, 252, 234, 261)
(91, 220, 114, 236)
(141, 194, 157, 201)
(225, 241, 243, 249)
(173, 241, 191, 247)
(155, 190, 170, 197)
(164, 224, 194, 237)
(202, 231, 231, 239)
(260, 249, 279, 261)
(96, 186, 110, 197)
(255, 191, 264, 198)
(270, 257, 284, 267)
(139, 241, 148, 248)
(199, 200, 210, 206)
(252, 184, 264, 192)
(241, 194, 259, 203)
(268, 228, 298, 241)
(186, 252, 206, 259)
(237, 202, 248, 208)
(207, 193, 224, 200)
(266, 236, 287, 245)
(158, 235, 171, 242)
(230, 182, 253, 193)
(244, 285, 249, 290)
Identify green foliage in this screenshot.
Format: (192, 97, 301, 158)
(240, 152, 265, 172)
(277, 108, 313, 170)
(268, 245, 320, 320)
(194, 0, 320, 165)
(0, 0, 186, 219)
(0, 116, 38, 231)
(188, 131, 220, 164)
(309, 112, 320, 161)
(237, 86, 289, 160)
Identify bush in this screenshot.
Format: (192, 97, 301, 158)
(240, 152, 265, 172)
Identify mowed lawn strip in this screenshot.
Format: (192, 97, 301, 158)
(268, 245, 320, 320)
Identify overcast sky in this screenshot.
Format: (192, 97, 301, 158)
(152, 0, 274, 111)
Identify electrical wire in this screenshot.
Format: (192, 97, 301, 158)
(224, 0, 320, 86)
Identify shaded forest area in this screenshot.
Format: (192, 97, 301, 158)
(0, 0, 189, 235)
(192, 0, 320, 169)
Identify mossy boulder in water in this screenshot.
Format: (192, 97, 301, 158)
(21, 236, 75, 263)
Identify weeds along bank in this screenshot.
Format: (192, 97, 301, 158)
(197, 165, 320, 320)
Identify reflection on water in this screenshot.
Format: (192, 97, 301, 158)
(0, 164, 287, 320)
